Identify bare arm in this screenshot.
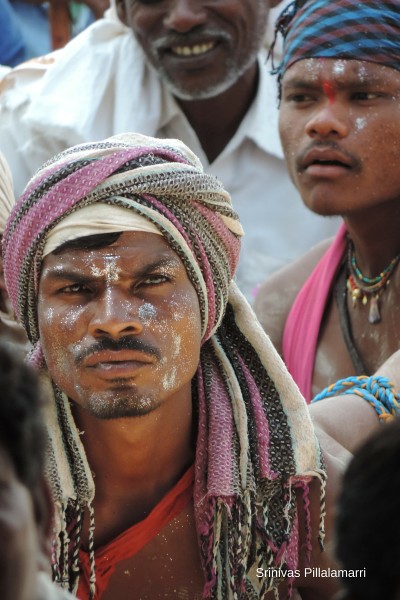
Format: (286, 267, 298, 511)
(253, 239, 332, 354)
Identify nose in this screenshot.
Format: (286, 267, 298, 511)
(305, 101, 350, 139)
(88, 288, 144, 339)
(163, 0, 207, 33)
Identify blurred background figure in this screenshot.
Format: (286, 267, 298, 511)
(1, 0, 109, 66)
(0, 341, 74, 600)
(0, 0, 27, 66)
(0, 152, 30, 357)
(335, 417, 400, 600)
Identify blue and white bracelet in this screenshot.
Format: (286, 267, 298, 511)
(312, 375, 400, 422)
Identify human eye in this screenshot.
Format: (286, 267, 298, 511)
(282, 89, 317, 105)
(139, 273, 170, 287)
(58, 282, 91, 295)
(352, 91, 381, 101)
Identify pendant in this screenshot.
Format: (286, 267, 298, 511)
(368, 295, 381, 324)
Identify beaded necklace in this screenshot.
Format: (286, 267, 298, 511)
(347, 241, 400, 324)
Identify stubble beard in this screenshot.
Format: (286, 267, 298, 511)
(85, 388, 162, 420)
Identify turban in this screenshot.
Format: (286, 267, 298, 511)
(273, 0, 400, 79)
(2, 133, 324, 599)
(3, 132, 243, 345)
(0, 151, 15, 233)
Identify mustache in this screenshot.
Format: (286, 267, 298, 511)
(74, 336, 161, 364)
(297, 141, 361, 172)
(153, 28, 230, 51)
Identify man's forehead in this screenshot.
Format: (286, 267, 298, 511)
(41, 231, 182, 275)
(283, 58, 399, 86)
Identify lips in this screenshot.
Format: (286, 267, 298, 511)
(170, 41, 215, 57)
(83, 350, 156, 370)
(302, 147, 353, 170)
(154, 32, 224, 64)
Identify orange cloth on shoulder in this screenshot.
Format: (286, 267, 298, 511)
(77, 466, 194, 600)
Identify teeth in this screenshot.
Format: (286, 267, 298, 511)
(172, 42, 214, 57)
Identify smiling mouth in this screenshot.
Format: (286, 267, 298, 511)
(170, 42, 215, 57)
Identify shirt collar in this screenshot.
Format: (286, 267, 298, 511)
(157, 50, 284, 160)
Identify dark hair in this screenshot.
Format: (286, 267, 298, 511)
(52, 231, 122, 255)
(335, 418, 400, 600)
(268, 0, 310, 98)
(0, 342, 46, 491)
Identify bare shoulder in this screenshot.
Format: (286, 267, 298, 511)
(253, 238, 333, 354)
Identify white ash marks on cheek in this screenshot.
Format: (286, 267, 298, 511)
(162, 366, 177, 391)
(67, 340, 84, 361)
(138, 302, 157, 325)
(172, 335, 181, 358)
(59, 306, 86, 331)
(167, 294, 198, 327)
(355, 117, 366, 131)
(44, 306, 54, 323)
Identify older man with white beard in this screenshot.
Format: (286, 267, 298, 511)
(0, 0, 339, 299)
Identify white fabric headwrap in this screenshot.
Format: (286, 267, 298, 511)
(43, 203, 162, 257)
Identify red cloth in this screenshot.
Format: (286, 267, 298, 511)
(77, 466, 194, 600)
(282, 223, 347, 402)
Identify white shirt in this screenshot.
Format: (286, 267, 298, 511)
(0, 12, 340, 299)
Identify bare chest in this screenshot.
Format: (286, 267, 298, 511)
(312, 276, 400, 398)
(100, 504, 204, 600)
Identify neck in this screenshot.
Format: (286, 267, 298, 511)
(71, 385, 195, 508)
(344, 201, 400, 277)
(177, 61, 259, 163)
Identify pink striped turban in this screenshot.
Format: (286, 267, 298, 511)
(2, 134, 325, 599)
(2, 133, 243, 345)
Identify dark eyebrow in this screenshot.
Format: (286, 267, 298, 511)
(43, 256, 182, 283)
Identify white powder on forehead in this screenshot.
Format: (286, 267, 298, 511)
(332, 60, 346, 75)
(356, 63, 369, 82)
(90, 257, 122, 283)
(303, 59, 320, 80)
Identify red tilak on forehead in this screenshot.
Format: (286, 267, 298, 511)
(323, 81, 335, 104)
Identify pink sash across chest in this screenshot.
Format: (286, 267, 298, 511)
(282, 223, 347, 402)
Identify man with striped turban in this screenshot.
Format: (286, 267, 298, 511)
(255, 0, 400, 401)
(2, 132, 381, 599)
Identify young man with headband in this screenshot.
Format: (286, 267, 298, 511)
(255, 0, 400, 400)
